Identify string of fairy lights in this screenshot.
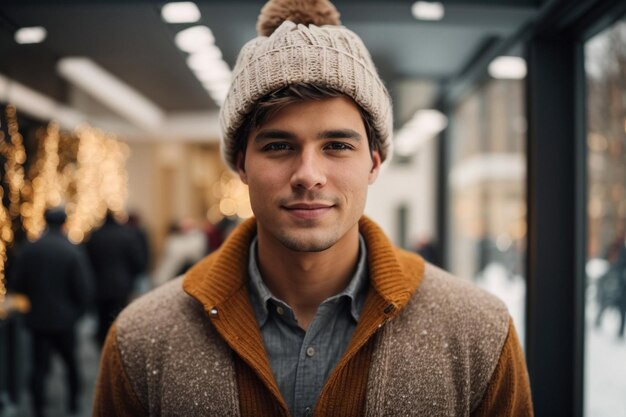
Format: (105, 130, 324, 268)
(65, 126, 130, 244)
(0, 105, 130, 303)
(0, 105, 25, 304)
(0, 190, 11, 303)
(22, 122, 62, 240)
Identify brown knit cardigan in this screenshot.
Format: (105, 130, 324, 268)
(93, 217, 533, 416)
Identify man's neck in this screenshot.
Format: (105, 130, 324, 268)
(255, 226, 361, 330)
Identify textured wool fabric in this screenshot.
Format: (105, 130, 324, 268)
(93, 217, 533, 416)
(105, 279, 241, 416)
(219, 13, 393, 170)
(364, 263, 510, 416)
(93, 324, 146, 417)
(472, 321, 533, 417)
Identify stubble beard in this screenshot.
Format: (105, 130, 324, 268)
(276, 230, 338, 253)
(272, 191, 343, 252)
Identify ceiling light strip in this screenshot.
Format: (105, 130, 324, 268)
(411, 2, 445, 21)
(394, 109, 448, 157)
(0, 73, 86, 129)
(14, 26, 47, 44)
(488, 56, 527, 80)
(162, 2, 201, 24)
(168, 17, 232, 106)
(57, 57, 164, 130)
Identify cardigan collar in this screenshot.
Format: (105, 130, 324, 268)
(182, 216, 424, 414)
(183, 216, 423, 312)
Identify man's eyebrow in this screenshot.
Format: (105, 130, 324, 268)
(318, 129, 363, 140)
(254, 128, 363, 141)
(253, 129, 297, 142)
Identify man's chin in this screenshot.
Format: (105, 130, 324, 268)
(278, 233, 336, 253)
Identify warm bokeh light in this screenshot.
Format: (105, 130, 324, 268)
(22, 122, 62, 240)
(0, 208, 10, 302)
(0, 109, 132, 301)
(0, 105, 25, 303)
(209, 170, 252, 220)
(65, 125, 130, 243)
(3, 105, 27, 220)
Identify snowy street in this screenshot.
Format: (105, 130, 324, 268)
(478, 262, 626, 417)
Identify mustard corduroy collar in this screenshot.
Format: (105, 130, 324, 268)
(182, 215, 425, 414)
(183, 216, 423, 311)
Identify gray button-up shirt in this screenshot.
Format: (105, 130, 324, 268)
(248, 235, 369, 417)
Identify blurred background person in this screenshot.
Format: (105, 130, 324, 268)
(11, 208, 94, 417)
(203, 216, 237, 255)
(85, 211, 144, 346)
(126, 212, 152, 297)
(595, 231, 626, 338)
(152, 218, 207, 287)
(412, 234, 441, 266)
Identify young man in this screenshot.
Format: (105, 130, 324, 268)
(94, 0, 533, 415)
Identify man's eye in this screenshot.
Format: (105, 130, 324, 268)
(325, 142, 352, 151)
(262, 143, 291, 152)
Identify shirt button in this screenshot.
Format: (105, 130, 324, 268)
(304, 406, 312, 416)
(276, 306, 284, 315)
(306, 346, 315, 357)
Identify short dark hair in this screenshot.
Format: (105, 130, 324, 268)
(44, 208, 67, 226)
(234, 83, 380, 159)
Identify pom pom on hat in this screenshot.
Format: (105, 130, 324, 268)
(257, 0, 341, 36)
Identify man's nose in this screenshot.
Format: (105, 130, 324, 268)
(290, 150, 327, 190)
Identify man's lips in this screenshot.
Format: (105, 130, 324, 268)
(283, 203, 334, 210)
(282, 203, 335, 219)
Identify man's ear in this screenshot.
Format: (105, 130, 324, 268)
(368, 150, 382, 184)
(235, 152, 248, 184)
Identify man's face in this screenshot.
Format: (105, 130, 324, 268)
(236, 96, 381, 253)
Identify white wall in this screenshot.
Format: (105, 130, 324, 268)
(365, 137, 438, 248)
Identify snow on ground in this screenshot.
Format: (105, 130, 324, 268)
(478, 261, 626, 417)
(585, 301, 626, 417)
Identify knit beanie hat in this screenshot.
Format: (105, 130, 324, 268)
(219, 0, 393, 170)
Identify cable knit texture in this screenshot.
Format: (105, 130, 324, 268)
(219, 0, 393, 170)
(93, 217, 533, 416)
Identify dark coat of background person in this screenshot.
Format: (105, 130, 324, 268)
(11, 209, 95, 417)
(85, 212, 144, 345)
(12, 211, 94, 332)
(127, 212, 150, 275)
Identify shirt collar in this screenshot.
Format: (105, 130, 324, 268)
(247, 235, 369, 327)
(248, 237, 273, 326)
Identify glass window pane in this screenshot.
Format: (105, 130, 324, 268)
(447, 76, 527, 347)
(584, 18, 626, 417)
